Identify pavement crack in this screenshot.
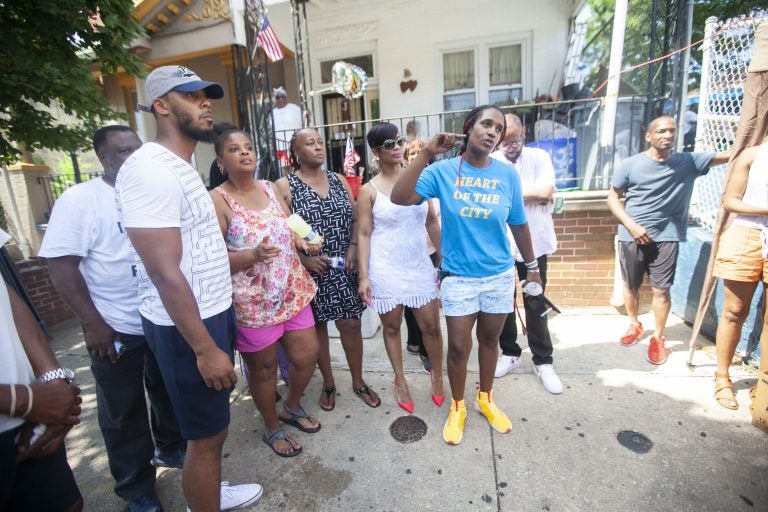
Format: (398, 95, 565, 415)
(490, 427, 502, 512)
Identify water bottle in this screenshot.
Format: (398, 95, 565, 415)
(521, 280, 543, 296)
(328, 256, 345, 269)
(286, 214, 322, 245)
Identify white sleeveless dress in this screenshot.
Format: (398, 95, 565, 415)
(367, 182, 439, 314)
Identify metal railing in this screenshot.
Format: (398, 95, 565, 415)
(37, 172, 104, 220)
(276, 95, 648, 192)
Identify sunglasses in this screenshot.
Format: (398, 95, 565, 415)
(376, 136, 407, 151)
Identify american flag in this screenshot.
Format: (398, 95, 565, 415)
(343, 134, 360, 177)
(256, 16, 284, 62)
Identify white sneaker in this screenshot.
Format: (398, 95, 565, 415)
(533, 364, 563, 394)
(494, 355, 521, 378)
(221, 481, 263, 511)
(187, 481, 264, 512)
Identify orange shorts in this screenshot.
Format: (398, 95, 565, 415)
(713, 223, 768, 282)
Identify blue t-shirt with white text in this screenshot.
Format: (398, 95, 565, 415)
(415, 157, 526, 277)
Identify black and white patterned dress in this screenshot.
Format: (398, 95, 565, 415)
(287, 171, 366, 322)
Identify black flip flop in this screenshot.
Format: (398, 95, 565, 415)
(262, 428, 302, 458)
(354, 384, 381, 408)
(279, 404, 322, 433)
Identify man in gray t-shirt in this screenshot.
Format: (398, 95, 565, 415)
(607, 116, 729, 365)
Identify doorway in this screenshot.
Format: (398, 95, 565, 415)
(321, 93, 366, 175)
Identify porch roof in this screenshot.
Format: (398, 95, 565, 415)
(131, 0, 293, 63)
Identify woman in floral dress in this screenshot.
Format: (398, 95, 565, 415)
(211, 125, 320, 457)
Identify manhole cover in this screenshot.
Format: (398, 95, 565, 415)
(390, 416, 428, 443)
(617, 431, 653, 453)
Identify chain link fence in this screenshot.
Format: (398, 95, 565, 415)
(691, 12, 767, 232)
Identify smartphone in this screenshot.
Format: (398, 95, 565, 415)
(114, 340, 126, 359)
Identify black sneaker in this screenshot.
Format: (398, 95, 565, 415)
(129, 492, 163, 512)
(419, 353, 431, 374)
(151, 448, 185, 469)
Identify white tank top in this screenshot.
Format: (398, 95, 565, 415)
(734, 143, 768, 229)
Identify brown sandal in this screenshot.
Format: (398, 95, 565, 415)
(714, 373, 738, 411)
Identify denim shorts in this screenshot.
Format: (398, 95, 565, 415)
(440, 268, 516, 316)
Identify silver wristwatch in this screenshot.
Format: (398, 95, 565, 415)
(38, 368, 76, 385)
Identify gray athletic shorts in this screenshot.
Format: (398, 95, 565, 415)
(619, 241, 679, 290)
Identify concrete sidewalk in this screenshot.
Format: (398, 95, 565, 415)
(51, 308, 767, 511)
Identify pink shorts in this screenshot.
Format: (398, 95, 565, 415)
(236, 305, 315, 353)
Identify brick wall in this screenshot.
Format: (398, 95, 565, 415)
(10, 206, 649, 326)
(14, 258, 75, 326)
(546, 206, 653, 308)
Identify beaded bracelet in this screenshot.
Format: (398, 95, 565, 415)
(524, 260, 539, 269)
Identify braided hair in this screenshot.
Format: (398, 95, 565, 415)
(455, 105, 506, 189)
(287, 130, 301, 170)
(458, 105, 507, 155)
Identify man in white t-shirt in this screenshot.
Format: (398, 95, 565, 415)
(40, 125, 185, 512)
(116, 65, 262, 511)
(1, 229, 83, 511)
(491, 114, 563, 394)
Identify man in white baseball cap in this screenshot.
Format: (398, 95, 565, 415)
(117, 65, 262, 511)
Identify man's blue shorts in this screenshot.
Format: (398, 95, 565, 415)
(142, 307, 236, 440)
(1, 426, 82, 510)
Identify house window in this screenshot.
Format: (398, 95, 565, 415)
(443, 50, 475, 110)
(442, 50, 475, 133)
(488, 44, 523, 106)
(440, 39, 527, 131)
(320, 55, 374, 84)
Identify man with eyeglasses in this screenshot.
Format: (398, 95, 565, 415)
(491, 114, 563, 394)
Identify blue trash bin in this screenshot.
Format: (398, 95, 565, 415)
(525, 138, 578, 189)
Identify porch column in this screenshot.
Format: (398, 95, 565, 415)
(0, 164, 52, 257)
